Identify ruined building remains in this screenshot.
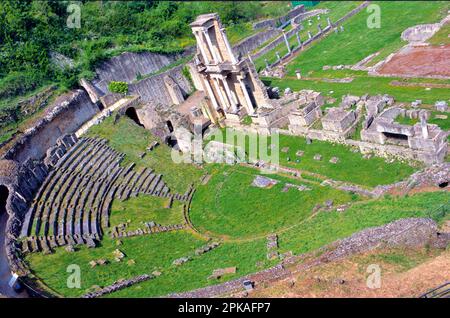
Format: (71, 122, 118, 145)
(190, 13, 271, 124)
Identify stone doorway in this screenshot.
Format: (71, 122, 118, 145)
(382, 132, 409, 146)
(125, 107, 144, 127)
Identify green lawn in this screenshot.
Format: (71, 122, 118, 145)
(210, 128, 418, 187)
(428, 20, 450, 45)
(285, 1, 450, 76)
(278, 191, 450, 255)
(254, 1, 361, 71)
(110, 196, 185, 231)
(25, 189, 449, 297)
(190, 164, 357, 239)
(264, 76, 450, 107)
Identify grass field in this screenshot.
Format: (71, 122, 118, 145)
(209, 128, 418, 187)
(254, 1, 361, 71)
(25, 187, 449, 297)
(285, 1, 450, 76)
(263, 76, 450, 107)
(110, 196, 185, 231)
(190, 164, 358, 239)
(427, 20, 450, 46)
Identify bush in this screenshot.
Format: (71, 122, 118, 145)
(108, 81, 129, 95)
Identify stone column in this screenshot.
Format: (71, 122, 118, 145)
(296, 32, 301, 47)
(238, 76, 255, 115)
(282, 31, 291, 53)
(212, 77, 230, 112)
(327, 17, 332, 27)
(295, 70, 301, 79)
(220, 28, 238, 64)
(276, 51, 281, 61)
(203, 77, 220, 110)
(247, 53, 254, 65)
(264, 58, 270, 69)
(317, 23, 322, 34)
(308, 31, 312, 39)
(194, 32, 210, 64)
(221, 76, 238, 113)
(202, 29, 221, 63)
(420, 113, 429, 139)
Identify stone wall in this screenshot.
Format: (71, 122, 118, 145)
(128, 64, 193, 106)
(91, 49, 194, 94)
(232, 28, 281, 58)
(2, 90, 99, 163)
(252, 5, 305, 29)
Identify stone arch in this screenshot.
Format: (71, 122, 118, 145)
(166, 120, 174, 133)
(125, 107, 144, 127)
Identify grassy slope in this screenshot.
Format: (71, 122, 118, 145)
(286, 1, 450, 75)
(428, 21, 450, 45)
(25, 190, 449, 297)
(264, 76, 450, 106)
(211, 128, 417, 187)
(110, 196, 185, 231)
(190, 164, 357, 239)
(86, 115, 203, 193)
(254, 1, 361, 71)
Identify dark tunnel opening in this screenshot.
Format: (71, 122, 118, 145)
(125, 107, 144, 127)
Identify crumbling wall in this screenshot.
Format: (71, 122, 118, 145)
(129, 65, 193, 106)
(253, 5, 305, 29)
(2, 90, 99, 163)
(91, 49, 194, 94)
(232, 28, 281, 58)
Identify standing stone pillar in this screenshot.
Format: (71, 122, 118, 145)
(295, 70, 301, 79)
(282, 31, 291, 53)
(327, 17, 332, 27)
(194, 32, 210, 64)
(296, 32, 302, 47)
(420, 112, 429, 139)
(247, 53, 254, 65)
(213, 77, 230, 112)
(221, 76, 238, 113)
(276, 51, 281, 62)
(202, 29, 221, 63)
(238, 77, 255, 115)
(340, 25, 344, 32)
(307, 31, 312, 39)
(220, 28, 238, 64)
(203, 77, 220, 110)
(317, 23, 322, 34)
(264, 58, 270, 70)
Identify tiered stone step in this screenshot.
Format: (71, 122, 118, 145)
(20, 137, 181, 253)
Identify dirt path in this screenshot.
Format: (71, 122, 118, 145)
(377, 45, 450, 79)
(250, 249, 450, 298)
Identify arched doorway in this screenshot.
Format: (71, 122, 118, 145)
(125, 107, 144, 127)
(0, 185, 8, 215)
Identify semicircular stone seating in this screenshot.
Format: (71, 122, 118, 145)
(19, 137, 194, 254)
